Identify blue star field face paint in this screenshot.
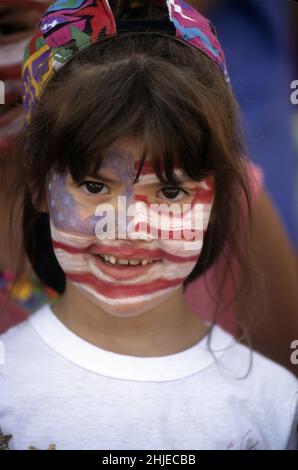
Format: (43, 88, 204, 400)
(48, 173, 102, 235)
(47, 142, 215, 317)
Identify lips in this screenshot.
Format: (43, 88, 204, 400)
(91, 253, 161, 281)
(52, 240, 200, 264)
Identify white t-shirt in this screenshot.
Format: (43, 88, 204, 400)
(0, 304, 297, 450)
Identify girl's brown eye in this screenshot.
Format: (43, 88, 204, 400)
(80, 181, 107, 194)
(86, 182, 104, 194)
(159, 187, 188, 200)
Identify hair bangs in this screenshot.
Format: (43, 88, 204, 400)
(40, 47, 211, 186)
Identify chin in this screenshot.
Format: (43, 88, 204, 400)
(76, 284, 175, 318)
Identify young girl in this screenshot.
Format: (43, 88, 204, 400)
(0, 0, 297, 450)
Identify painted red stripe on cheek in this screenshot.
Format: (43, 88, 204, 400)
(191, 186, 214, 204)
(131, 193, 208, 239)
(133, 224, 205, 241)
(67, 271, 185, 298)
(52, 241, 200, 262)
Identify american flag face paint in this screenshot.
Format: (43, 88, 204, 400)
(47, 144, 215, 317)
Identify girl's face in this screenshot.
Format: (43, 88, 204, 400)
(47, 138, 215, 317)
(0, 0, 48, 153)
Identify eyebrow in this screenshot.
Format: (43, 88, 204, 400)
(87, 172, 119, 183)
(90, 172, 192, 185)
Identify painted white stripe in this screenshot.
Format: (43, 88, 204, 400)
(137, 169, 188, 185)
(136, 173, 212, 190)
(50, 222, 205, 256)
(76, 282, 179, 307)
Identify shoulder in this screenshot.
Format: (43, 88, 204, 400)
(1, 311, 37, 353)
(215, 326, 297, 394)
(211, 326, 298, 447)
(0, 316, 33, 357)
(0, 304, 53, 374)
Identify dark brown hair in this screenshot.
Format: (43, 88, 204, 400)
(9, 1, 261, 331)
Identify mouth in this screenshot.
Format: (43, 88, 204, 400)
(98, 252, 161, 266)
(91, 253, 162, 280)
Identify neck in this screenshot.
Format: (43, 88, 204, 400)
(52, 281, 209, 357)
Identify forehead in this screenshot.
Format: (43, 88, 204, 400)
(100, 136, 185, 181)
(102, 135, 146, 162)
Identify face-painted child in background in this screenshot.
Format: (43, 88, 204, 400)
(0, 0, 49, 277)
(47, 137, 215, 317)
(0, 0, 49, 153)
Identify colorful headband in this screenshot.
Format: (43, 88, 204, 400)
(22, 0, 230, 123)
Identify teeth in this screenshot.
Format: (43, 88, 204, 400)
(127, 259, 140, 266)
(99, 254, 157, 266)
(118, 259, 129, 265)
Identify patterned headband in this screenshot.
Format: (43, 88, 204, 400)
(22, 0, 230, 123)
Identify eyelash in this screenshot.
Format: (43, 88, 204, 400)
(79, 181, 108, 195)
(159, 187, 190, 200)
(78, 181, 190, 200)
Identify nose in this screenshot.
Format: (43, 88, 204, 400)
(117, 193, 154, 242)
